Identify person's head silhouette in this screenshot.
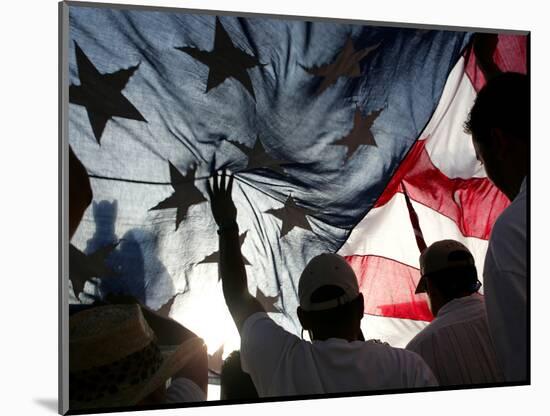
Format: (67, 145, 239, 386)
(220, 351, 258, 400)
(465, 72, 529, 201)
(415, 240, 482, 316)
(296, 253, 364, 342)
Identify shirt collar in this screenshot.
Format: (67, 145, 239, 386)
(312, 337, 363, 345)
(436, 292, 483, 318)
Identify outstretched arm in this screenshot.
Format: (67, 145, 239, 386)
(472, 33, 501, 82)
(207, 171, 265, 334)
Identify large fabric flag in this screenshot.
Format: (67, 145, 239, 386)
(67, 4, 527, 372)
(340, 34, 527, 346)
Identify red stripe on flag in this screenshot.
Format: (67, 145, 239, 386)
(465, 34, 528, 92)
(345, 254, 433, 322)
(374, 139, 509, 240)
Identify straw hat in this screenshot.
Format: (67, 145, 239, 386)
(69, 304, 204, 410)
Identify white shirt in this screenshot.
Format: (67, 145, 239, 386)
(406, 293, 504, 386)
(240, 312, 438, 397)
(166, 377, 206, 403)
(484, 177, 527, 382)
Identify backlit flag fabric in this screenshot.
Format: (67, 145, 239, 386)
(67, 4, 527, 361)
(340, 34, 527, 346)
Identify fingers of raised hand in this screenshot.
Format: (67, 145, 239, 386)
(207, 170, 235, 204)
(227, 173, 234, 197)
(206, 176, 214, 200)
(212, 171, 219, 195)
(220, 169, 226, 193)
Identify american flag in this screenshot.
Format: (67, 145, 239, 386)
(66, 3, 527, 376)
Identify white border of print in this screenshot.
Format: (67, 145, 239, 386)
(1, 0, 545, 415)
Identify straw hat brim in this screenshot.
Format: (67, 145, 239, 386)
(70, 337, 205, 411)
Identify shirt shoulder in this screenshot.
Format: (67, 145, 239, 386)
(166, 377, 206, 403)
(405, 316, 447, 351)
(242, 312, 299, 344)
(372, 343, 438, 386)
(406, 327, 431, 352)
(490, 188, 526, 242)
(242, 311, 272, 335)
(486, 189, 526, 276)
(240, 312, 306, 390)
(370, 340, 428, 366)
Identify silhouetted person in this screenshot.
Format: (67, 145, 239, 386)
(465, 72, 528, 382)
(84, 200, 174, 309)
(220, 351, 258, 400)
(69, 304, 207, 411)
(472, 33, 501, 82)
(86, 200, 119, 252)
(102, 294, 209, 397)
(206, 171, 437, 397)
(406, 240, 504, 385)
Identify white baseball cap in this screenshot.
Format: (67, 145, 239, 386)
(298, 253, 360, 311)
(415, 239, 480, 294)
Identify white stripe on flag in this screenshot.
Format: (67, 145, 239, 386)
(361, 314, 429, 348)
(422, 57, 486, 179)
(339, 192, 489, 280)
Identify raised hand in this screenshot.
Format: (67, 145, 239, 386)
(206, 170, 265, 332)
(472, 33, 500, 81)
(206, 170, 237, 229)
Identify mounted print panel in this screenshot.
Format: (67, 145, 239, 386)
(60, 1, 529, 414)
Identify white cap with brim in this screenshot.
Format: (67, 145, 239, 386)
(298, 253, 360, 311)
(415, 239, 479, 294)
